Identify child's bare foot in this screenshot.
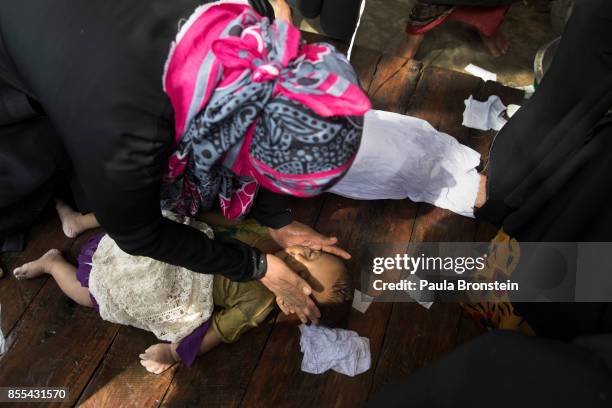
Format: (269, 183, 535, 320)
(13, 249, 63, 280)
(479, 31, 508, 58)
(139, 343, 179, 374)
(397, 32, 424, 60)
(56, 200, 88, 238)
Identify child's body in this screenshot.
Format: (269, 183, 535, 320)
(13, 203, 352, 374)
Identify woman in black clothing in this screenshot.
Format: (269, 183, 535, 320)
(0, 0, 361, 323)
(476, 0, 612, 338)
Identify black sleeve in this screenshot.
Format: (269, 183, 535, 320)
(90, 167, 267, 282)
(0, 0, 270, 281)
(250, 188, 294, 229)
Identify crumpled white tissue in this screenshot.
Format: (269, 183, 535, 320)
(0, 305, 6, 356)
(462, 95, 507, 131)
(299, 324, 371, 377)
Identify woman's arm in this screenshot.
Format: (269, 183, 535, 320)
(87, 159, 319, 322)
(91, 173, 266, 281)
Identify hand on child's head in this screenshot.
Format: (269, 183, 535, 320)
(275, 246, 353, 327)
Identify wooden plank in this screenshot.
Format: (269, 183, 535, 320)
(0, 208, 74, 338)
(241, 54, 422, 408)
(78, 326, 177, 408)
(368, 57, 422, 114)
(0, 279, 119, 407)
(371, 67, 485, 393)
(349, 47, 382, 94)
(160, 312, 277, 408)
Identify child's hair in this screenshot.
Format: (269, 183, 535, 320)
(313, 267, 354, 328)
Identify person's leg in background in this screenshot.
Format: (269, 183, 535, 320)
(399, 1, 512, 59)
(0, 117, 67, 252)
(398, 2, 453, 59)
(0, 31, 68, 252)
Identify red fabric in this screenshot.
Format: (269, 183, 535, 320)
(406, 5, 509, 37)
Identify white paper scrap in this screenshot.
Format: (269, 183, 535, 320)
(417, 301, 434, 310)
(465, 64, 497, 82)
(352, 289, 374, 313)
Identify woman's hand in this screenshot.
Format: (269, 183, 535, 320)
(260, 254, 321, 324)
(269, 221, 351, 260)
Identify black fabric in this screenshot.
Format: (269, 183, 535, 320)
(0, 117, 66, 239)
(250, 190, 294, 230)
(289, 0, 362, 40)
(366, 331, 612, 408)
(287, 0, 322, 19)
(0, 0, 291, 281)
(473, 0, 612, 338)
(248, 0, 275, 20)
(476, 0, 612, 240)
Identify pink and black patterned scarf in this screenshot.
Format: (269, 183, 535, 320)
(161, 0, 371, 219)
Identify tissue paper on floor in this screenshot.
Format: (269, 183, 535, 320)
(462, 95, 507, 131)
(299, 324, 371, 377)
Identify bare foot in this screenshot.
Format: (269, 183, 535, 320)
(396, 32, 424, 60)
(475, 174, 488, 208)
(139, 343, 179, 374)
(55, 200, 87, 238)
(13, 249, 63, 280)
(479, 31, 508, 58)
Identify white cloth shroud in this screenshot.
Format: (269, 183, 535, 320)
(330, 109, 481, 218)
(462, 95, 507, 131)
(299, 324, 371, 377)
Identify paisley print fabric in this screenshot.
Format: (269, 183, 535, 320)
(161, 0, 370, 219)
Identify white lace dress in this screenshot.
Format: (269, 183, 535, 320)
(88, 214, 215, 343)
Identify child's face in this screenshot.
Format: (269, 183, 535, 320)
(275, 245, 346, 303)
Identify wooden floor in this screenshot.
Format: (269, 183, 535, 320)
(0, 45, 524, 407)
